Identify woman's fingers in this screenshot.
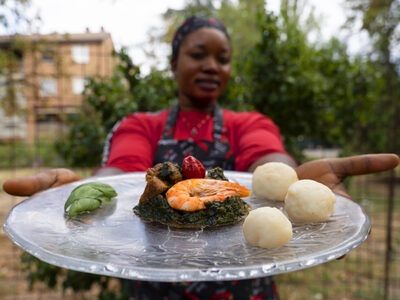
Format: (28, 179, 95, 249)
(328, 153, 400, 177)
(330, 182, 351, 199)
(296, 153, 399, 199)
(297, 153, 399, 181)
(53, 168, 83, 187)
(3, 168, 82, 197)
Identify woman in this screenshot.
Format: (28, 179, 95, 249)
(99, 15, 296, 177)
(4, 16, 399, 299)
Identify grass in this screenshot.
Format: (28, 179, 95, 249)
(0, 169, 399, 299)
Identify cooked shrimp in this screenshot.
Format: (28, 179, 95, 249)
(166, 179, 251, 212)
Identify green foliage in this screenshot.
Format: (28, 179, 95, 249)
(345, 0, 399, 56)
(55, 111, 106, 167)
(218, 0, 265, 60)
(0, 40, 28, 116)
(0, 1, 38, 115)
(162, 0, 218, 44)
(0, 0, 32, 36)
(173, 0, 379, 162)
(228, 11, 378, 161)
(20, 252, 60, 289)
(344, 0, 400, 155)
(20, 253, 130, 299)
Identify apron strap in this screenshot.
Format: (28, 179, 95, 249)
(212, 105, 223, 142)
(162, 104, 223, 141)
(154, 103, 235, 170)
(162, 104, 180, 138)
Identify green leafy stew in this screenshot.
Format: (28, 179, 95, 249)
(133, 166, 250, 228)
(134, 195, 250, 228)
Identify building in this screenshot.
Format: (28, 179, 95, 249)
(0, 29, 115, 143)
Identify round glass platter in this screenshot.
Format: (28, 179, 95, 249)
(3, 171, 371, 282)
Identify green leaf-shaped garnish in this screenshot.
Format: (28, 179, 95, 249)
(64, 182, 117, 217)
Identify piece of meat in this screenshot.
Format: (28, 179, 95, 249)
(139, 176, 168, 204)
(145, 162, 182, 184)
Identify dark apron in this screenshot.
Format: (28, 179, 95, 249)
(153, 104, 235, 170)
(131, 104, 279, 300)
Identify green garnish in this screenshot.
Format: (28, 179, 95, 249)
(206, 167, 228, 181)
(64, 182, 117, 217)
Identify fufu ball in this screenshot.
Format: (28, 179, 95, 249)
(252, 162, 298, 201)
(284, 179, 336, 222)
(243, 207, 292, 248)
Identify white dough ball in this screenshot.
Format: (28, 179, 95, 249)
(243, 207, 292, 248)
(252, 162, 298, 201)
(284, 179, 336, 222)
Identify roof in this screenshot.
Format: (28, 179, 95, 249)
(0, 30, 112, 46)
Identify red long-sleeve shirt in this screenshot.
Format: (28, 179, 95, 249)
(102, 109, 287, 172)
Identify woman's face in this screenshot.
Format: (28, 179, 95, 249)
(172, 27, 232, 109)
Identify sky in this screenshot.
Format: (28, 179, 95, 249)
(8, 0, 369, 72)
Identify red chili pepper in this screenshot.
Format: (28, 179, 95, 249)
(182, 155, 206, 179)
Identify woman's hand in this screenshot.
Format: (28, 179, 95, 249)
(295, 153, 400, 198)
(3, 168, 82, 197)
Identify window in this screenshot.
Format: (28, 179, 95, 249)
(14, 49, 24, 70)
(71, 45, 90, 64)
(42, 47, 55, 63)
(37, 114, 58, 123)
(40, 78, 57, 96)
(72, 77, 88, 94)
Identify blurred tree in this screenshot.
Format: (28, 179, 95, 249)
(344, 2, 399, 299)
(162, 0, 217, 46)
(0, 0, 34, 31)
(223, 0, 378, 161)
(344, 0, 400, 155)
(0, 0, 35, 115)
